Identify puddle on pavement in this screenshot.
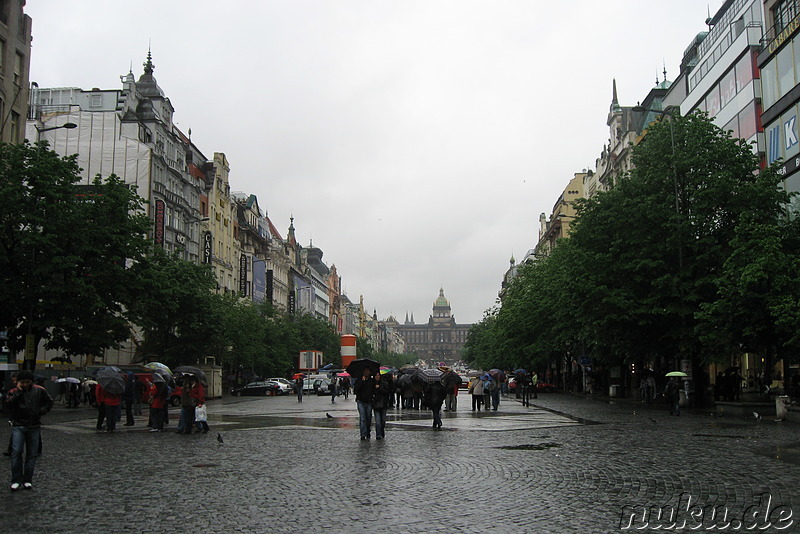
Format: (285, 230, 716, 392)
(753, 442, 800, 467)
(497, 442, 561, 451)
(191, 464, 219, 468)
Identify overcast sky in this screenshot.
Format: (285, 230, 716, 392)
(26, 1, 712, 324)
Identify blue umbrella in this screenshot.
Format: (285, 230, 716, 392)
(513, 369, 527, 375)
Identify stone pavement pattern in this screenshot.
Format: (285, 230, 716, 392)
(2, 393, 798, 533)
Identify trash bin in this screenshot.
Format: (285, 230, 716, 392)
(609, 385, 619, 398)
(776, 395, 789, 420)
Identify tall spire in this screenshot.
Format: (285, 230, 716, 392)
(610, 79, 621, 113)
(287, 216, 296, 246)
(143, 47, 155, 76)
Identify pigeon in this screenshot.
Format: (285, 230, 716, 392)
(326, 413, 333, 419)
(649, 418, 657, 424)
(753, 412, 762, 423)
(217, 433, 224, 444)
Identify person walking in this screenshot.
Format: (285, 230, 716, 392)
(468, 376, 484, 411)
(123, 372, 136, 426)
(295, 375, 304, 403)
(665, 377, 680, 416)
(424, 380, 447, 429)
(329, 377, 337, 404)
(531, 370, 539, 399)
(148, 380, 167, 432)
(5, 370, 54, 491)
(178, 376, 202, 434)
(353, 368, 375, 440)
(193, 384, 209, 434)
(373, 371, 391, 439)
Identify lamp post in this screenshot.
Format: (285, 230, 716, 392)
(22, 121, 77, 371)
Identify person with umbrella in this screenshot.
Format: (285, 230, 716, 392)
(353, 367, 376, 440)
(5, 370, 54, 491)
(373, 371, 392, 439)
(423, 378, 448, 429)
(665, 376, 681, 416)
(177, 374, 204, 434)
(147, 377, 168, 432)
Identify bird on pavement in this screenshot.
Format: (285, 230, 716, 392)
(649, 417, 657, 423)
(217, 433, 224, 444)
(326, 413, 333, 418)
(753, 411, 762, 423)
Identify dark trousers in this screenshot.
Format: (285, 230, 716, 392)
(180, 406, 196, 433)
(105, 404, 120, 432)
(125, 400, 135, 425)
(150, 407, 164, 430)
(471, 395, 483, 411)
(96, 403, 106, 429)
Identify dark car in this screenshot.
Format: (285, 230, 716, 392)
(535, 382, 557, 393)
(231, 381, 281, 397)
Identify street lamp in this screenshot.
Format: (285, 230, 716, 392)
(35, 121, 77, 144)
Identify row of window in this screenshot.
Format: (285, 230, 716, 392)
(761, 34, 800, 109)
(693, 52, 756, 118)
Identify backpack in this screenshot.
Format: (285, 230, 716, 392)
(483, 379, 496, 392)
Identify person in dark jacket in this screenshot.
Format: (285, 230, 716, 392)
(424, 381, 448, 429)
(5, 370, 54, 491)
(372, 372, 392, 440)
(123, 372, 136, 426)
(353, 368, 375, 440)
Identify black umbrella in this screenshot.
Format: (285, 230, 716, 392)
(441, 371, 463, 388)
(345, 358, 381, 378)
(488, 369, 506, 383)
(412, 368, 444, 384)
(96, 367, 125, 395)
(174, 365, 207, 384)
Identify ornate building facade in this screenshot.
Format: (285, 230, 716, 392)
(393, 289, 471, 366)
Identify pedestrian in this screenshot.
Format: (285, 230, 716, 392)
(443, 371, 458, 412)
(94, 382, 107, 431)
(665, 377, 680, 416)
(329, 377, 337, 404)
(353, 368, 375, 440)
(517, 372, 531, 407)
(177, 375, 202, 434)
(424, 380, 447, 429)
(482, 375, 495, 411)
(373, 371, 391, 439)
(148, 380, 167, 432)
(468, 376, 484, 411)
(639, 376, 650, 405)
(123, 372, 136, 426)
(100, 382, 121, 433)
(531, 371, 539, 399)
(193, 384, 209, 434)
(5, 370, 54, 491)
(295, 375, 304, 403)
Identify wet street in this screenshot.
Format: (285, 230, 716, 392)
(2, 392, 799, 533)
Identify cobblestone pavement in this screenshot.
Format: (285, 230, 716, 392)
(2, 392, 799, 533)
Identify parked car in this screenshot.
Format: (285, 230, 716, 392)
(170, 386, 183, 406)
(231, 381, 281, 396)
(313, 378, 332, 395)
(536, 382, 557, 393)
(267, 378, 294, 395)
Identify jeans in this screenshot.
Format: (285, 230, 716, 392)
(10, 426, 41, 484)
(357, 401, 373, 438)
(179, 406, 195, 432)
(373, 407, 386, 438)
(491, 390, 500, 410)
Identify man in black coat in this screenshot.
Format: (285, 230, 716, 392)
(5, 370, 54, 491)
(424, 381, 447, 429)
(353, 369, 376, 440)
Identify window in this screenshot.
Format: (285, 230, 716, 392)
(9, 111, 18, 143)
(761, 60, 779, 110)
(773, 0, 800, 34)
(768, 122, 783, 164)
(705, 86, 721, 117)
(90, 95, 102, 108)
(777, 43, 796, 96)
(738, 103, 758, 140)
(720, 68, 737, 109)
(725, 115, 739, 139)
(13, 51, 22, 85)
(735, 52, 754, 93)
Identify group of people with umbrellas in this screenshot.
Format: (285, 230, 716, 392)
(92, 363, 208, 434)
(346, 358, 469, 437)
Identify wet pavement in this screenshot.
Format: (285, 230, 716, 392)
(2, 392, 799, 533)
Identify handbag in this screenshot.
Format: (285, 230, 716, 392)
(195, 404, 207, 422)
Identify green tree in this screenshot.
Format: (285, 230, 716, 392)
(0, 141, 150, 363)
